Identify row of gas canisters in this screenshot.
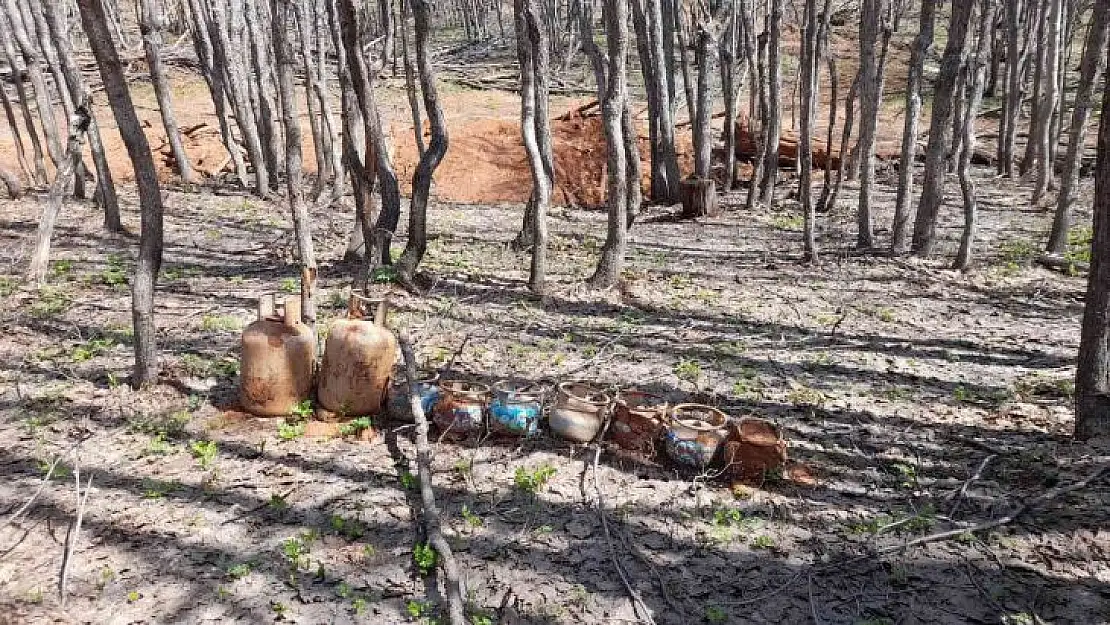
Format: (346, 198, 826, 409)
(394, 380, 786, 478)
(238, 292, 786, 478)
(238, 293, 398, 420)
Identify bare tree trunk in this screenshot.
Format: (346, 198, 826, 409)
(645, 0, 679, 201)
(721, 0, 740, 190)
(273, 0, 318, 327)
(998, 0, 1025, 177)
(515, 0, 552, 290)
(0, 74, 32, 182)
(799, 0, 818, 262)
(0, 11, 47, 184)
(184, 0, 247, 187)
(243, 0, 282, 188)
(758, 0, 782, 206)
(337, 0, 403, 268)
(27, 106, 89, 283)
(675, 1, 696, 123)
(825, 74, 858, 214)
(912, 0, 974, 256)
(2, 0, 63, 168)
(77, 0, 165, 387)
(294, 0, 329, 199)
(589, 0, 629, 289)
(39, 0, 121, 231)
(396, 0, 450, 285)
(208, 0, 271, 194)
(892, 0, 936, 252)
(140, 0, 195, 183)
(400, 0, 425, 157)
(1032, 0, 1062, 203)
(692, 15, 713, 179)
(1075, 41, 1110, 439)
(1020, 0, 1046, 178)
(954, 0, 994, 271)
(1046, 0, 1109, 255)
(855, 0, 883, 249)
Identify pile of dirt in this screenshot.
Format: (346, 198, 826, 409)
(394, 104, 695, 207)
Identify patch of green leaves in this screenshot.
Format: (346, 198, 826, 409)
(71, 337, 115, 362)
(277, 419, 306, 441)
(705, 605, 728, 624)
(31, 286, 71, 318)
(460, 505, 483, 527)
(413, 542, 437, 576)
(226, 562, 253, 580)
(674, 359, 702, 383)
(514, 464, 556, 495)
(338, 417, 373, 437)
(189, 440, 218, 469)
(200, 315, 242, 332)
(400, 470, 418, 490)
(290, 399, 314, 419)
(280, 277, 299, 293)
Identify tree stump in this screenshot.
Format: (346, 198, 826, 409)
(680, 177, 718, 219)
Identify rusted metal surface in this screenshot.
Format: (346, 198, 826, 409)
(317, 296, 398, 419)
(432, 380, 490, 440)
(239, 295, 316, 416)
(549, 382, 609, 443)
(610, 390, 668, 458)
(721, 418, 788, 484)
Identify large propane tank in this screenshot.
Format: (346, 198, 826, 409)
(239, 295, 316, 416)
(317, 295, 398, 418)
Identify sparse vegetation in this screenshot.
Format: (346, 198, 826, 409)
(514, 464, 557, 494)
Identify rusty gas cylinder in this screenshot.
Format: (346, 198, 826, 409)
(239, 294, 317, 416)
(317, 295, 398, 419)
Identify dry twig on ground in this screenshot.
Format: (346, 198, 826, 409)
(399, 331, 467, 625)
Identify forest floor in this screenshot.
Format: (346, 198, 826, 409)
(2, 148, 1109, 625)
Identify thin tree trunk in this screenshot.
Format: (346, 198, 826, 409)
(758, 0, 782, 206)
(893, 0, 936, 252)
(1075, 36, 1110, 440)
(273, 0, 317, 328)
(1032, 0, 1062, 203)
(2, 0, 63, 168)
(515, 0, 552, 290)
(955, 0, 994, 271)
(721, 0, 740, 190)
(912, 0, 974, 256)
(0, 71, 32, 182)
(400, 0, 425, 157)
(0, 11, 47, 184)
(799, 0, 818, 263)
(589, 0, 630, 289)
(40, 0, 121, 231)
(77, 0, 165, 387)
(140, 0, 195, 183)
(826, 75, 858, 215)
(185, 0, 247, 187)
(675, 1, 696, 124)
(1020, 0, 1046, 177)
(855, 0, 883, 249)
(998, 0, 1024, 177)
(692, 16, 713, 179)
(27, 106, 89, 283)
(396, 0, 450, 285)
(1046, 0, 1110, 255)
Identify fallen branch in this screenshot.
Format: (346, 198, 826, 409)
(1037, 253, 1088, 274)
(59, 468, 93, 607)
(589, 418, 657, 625)
(399, 332, 466, 625)
(947, 454, 997, 518)
(876, 461, 1110, 556)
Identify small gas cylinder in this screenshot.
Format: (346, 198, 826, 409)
(239, 294, 316, 416)
(317, 295, 398, 418)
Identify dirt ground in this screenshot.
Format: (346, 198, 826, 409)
(2, 141, 1109, 625)
(2, 15, 1110, 624)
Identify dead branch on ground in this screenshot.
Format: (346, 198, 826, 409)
(399, 332, 467, 625)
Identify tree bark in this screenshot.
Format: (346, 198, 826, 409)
(588, 0, 630, 289)
(998, 0, 1025, 177)
(1075, 38, 1110, 440)
(855, 0, 883, 249)
(758, 0, 782, 206)
(892, 0, 936, 252)
(39, 0, 121, 231)
(799, 0, 818, 263)
(1046, 0, 1110, 256)
(1032, 0, 1062, 204)
(954, 0, 994, 271)
(140, 0, 195, 183)
(273, 0, 318, 328)
(911, 0, 974, 256)
(395, 0, 450, 286)
(641, 0, 679, 201)
(514, 0, 552, 291)
(2, 0, 63, 169)
(0, 10, 47, 184)
(691, 14, 713, 179)
(77, 0, 166, 388)
(27, 106, 89, 283)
